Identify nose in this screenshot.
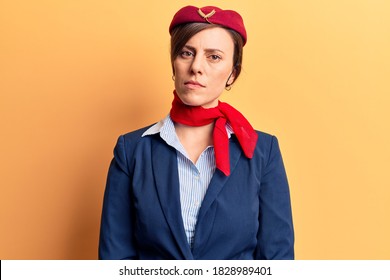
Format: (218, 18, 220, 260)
(190, 54, 204, 75)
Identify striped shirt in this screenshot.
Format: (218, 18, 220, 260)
(142, 115, 232, 247)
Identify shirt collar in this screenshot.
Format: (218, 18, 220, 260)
(142, 115, 234, 138)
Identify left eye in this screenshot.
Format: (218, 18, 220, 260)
(209, 55, 221, 61)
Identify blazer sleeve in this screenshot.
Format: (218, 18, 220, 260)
(99, 135, 138, 259)
(255, 136, 294, 259)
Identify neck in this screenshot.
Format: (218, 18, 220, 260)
(169, 90, 258, 175)
(174, 121, 215, 163)
(174, 121, 214, 144)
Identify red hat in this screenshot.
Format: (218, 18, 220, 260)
(169, 5, 247, 45)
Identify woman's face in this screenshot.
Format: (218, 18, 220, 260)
(173, 27, 235, 108)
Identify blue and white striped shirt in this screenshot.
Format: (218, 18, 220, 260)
(142, 115, 232, 247)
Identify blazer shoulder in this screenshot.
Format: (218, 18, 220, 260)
(254, 130, 277, 149)
(114, 123, 156, 157)
(110, 124, 157, 175)
(252, 130, 286, 169)
(121, 124, 155, 141)
(255, 130, 273, 140)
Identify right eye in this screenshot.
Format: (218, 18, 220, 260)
(180, 51, 194, 58)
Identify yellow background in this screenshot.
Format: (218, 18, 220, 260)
(1, 0, 389, 259)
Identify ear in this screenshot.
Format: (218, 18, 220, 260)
(227, 67, 237, 86)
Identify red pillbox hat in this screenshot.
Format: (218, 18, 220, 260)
(169, 5, 247, 45)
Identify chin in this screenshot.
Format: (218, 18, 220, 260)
(181, 98, 203, 107)
(176, 91, 199, 105)
(176, 89, 219, 108)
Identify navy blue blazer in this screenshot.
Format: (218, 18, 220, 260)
(99, 125, 294, 260)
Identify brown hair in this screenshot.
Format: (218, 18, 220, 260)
(170, 23, 244, 86)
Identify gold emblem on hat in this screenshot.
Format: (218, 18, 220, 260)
(197, 8, 216, 23)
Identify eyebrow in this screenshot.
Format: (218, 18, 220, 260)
(183, 45, 225, 54)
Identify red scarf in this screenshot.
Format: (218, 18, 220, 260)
(170, 91, 258, 176)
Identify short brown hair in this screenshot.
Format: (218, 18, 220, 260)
(170, 23, 244, 85)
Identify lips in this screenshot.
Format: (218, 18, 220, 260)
(184, 80, 205, 88)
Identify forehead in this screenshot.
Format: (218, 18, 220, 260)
(185, 27, 234, 51)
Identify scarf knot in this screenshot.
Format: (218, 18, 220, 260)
(170, 91, 258, 176)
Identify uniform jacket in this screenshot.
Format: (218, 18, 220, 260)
(99, 125, 294, 260)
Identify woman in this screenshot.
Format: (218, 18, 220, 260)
(99, 5, 294, 260)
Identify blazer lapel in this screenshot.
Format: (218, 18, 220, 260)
(192, 137, 242, 255)
(151, 137, 193, 259)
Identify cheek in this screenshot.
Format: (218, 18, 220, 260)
(213, 67, 232, 84)
(172, 61, 178, 75)
(173, 62, 186, 78)
(173, 59, 181, 72)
